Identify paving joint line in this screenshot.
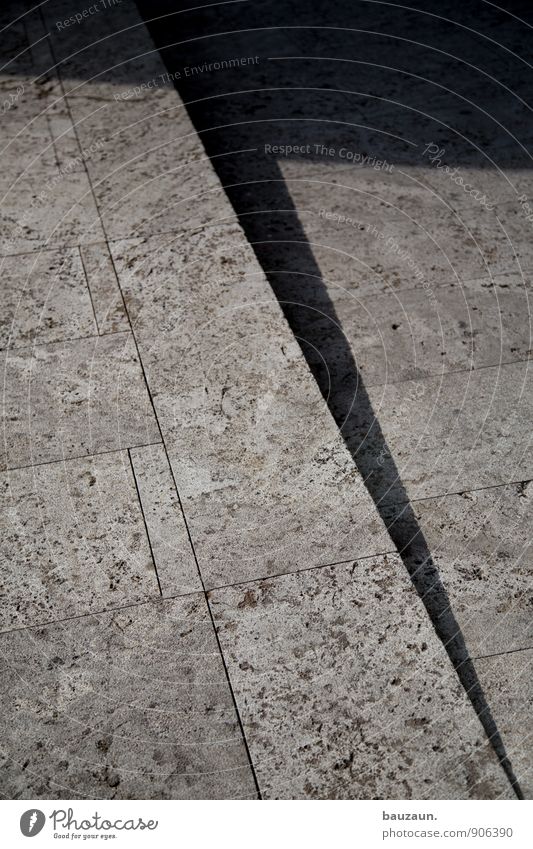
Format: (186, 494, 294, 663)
(205, 548, 399, 594)
(127, 447, 163, 597)
(0, 328, 142, 354)
(2, 441, 163, 474)
(360, 354, 533, 391)
(401, 476, 533, 504)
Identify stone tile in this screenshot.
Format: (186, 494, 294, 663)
(259, 161, 533, 300)
(43, 0, 166, 88)
(210, 555, 512, 799)
(421, 164, 533, 211)
(401, 483, 533, 658)
(65, 87, 195, 159)
(0, 248, 96, 349)
(266, 270, 533, 387)
(0, 451, 161, 631)
(0, 170, 105, 254)
(427, 202, 533, 277)
(79, 242, 129, 334)
(0, 77, 58, 141)
(351, 359, 533, 502)
(0, 595, 257, 798)
(278, 162, 482, 279)
(278, 159, 449, 221)
(89, 150, 227, 241)
(477, 650, 533, 799)
(110, 228, 391, 589)
(0, 333, 160, 471)
(130, 444, 201, 596)
(0, 129, 59, 177)
(63, 84, 227, 240)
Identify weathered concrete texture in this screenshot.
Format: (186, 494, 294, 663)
(269, 162, 533, 294)
(0, 333, 160, 470)
(210, 555, 512, 799)
(110, 228, 392, 588)
(391, 482, 533, 658)
(0, 595, 258, 799)
(1, 0, 528, 801)
(61, 86, 230, 240)
(0, 170, 106, 254)
(477, 650, 533, 799)
(0, 248, 96, 349)
(0, 451, 160, 631)
(130, 444, 201, 596)
(264, 265, 532, 386)
(350, 360, 533, 502)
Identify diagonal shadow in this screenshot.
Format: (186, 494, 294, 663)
(137, 0, 525, 797)
(203, 158, 524, 799)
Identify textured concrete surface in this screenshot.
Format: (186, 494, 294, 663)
(110, 229, 391, 587)
(477, 650, 533, 800)
(0, 0, 530, 800)
(79, 243, 129, 335)
(129, 443, 201, 596)
(0, 334, 160, 470)
(0, 596, 257, 799)
(0, 171, 106, 254)
(406, 483, 533, 658)
(0, 248, 96, 349)
(347, 360, 532, 502)
(210, 555, 512, 799)
(0, 451, 160, 630)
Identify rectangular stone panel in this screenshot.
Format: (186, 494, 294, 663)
(210, 555, 513, 799)
(0, 333, 160, 470)
(405, 483, 533, 657)
(0, 451, 161, 631)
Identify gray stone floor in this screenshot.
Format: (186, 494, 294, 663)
(0, 0, 530, 799)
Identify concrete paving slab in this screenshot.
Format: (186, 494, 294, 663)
(477, 650, 533, 799)
(110, 228, 391, 589)
(421, 165, 533, 212)
(0, 333, 160, 471)
(349, 360, 533, 502)
(90, 156, 227, 242)
(263, 270, 532, 387)
(0, 247, 97, 349)
(0, 170, 106, 254)
(276, 169, 529, 290)
(210, 555, 513, 799)
(0, 595, 257, 798)
(0, 129, 59, 176)
(389, 483, 533, 658)
(130, 443, 201, 596)
(0, 451, 160, 631)
(0, 0, 525, 802)
(64, 87, 198, 160)
(0, 76, 59, 141)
